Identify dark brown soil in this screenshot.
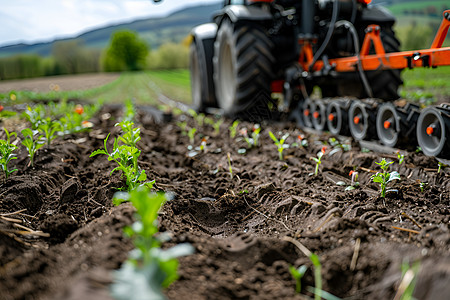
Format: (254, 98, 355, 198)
(0, 103, 449, 300)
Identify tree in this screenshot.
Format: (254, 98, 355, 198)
(52, 40, 100, 74)
(103, 30, 149, 72)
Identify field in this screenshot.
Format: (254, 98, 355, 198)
(0, 70, 449, 300)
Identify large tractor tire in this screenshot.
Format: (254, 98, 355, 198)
(190, 38, 215, 112)
(213, 19, 274, 117)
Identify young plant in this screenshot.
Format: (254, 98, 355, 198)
(176, 121, 188, 136)
(311, 147, 327, 176)
(268, 131, 290, 160)
(437, 162, 446, 173)
(229, 120, 239, 139)
(397, 151, 405, 165)
(188, 109, 205, 127)
(292, 134, 308, 148)
(90, 134, 154, 192)
(187, 128, 197, 145)
(339, 170, 360, 191)
(37, 118, 61, 147)
(419, 181, 428, 192)
(111, 188, 194, 300)
(0, 128, 18, 180)
(240, 124, 261, 148)
(123, 99, 136, 122)
(371, 158, 401, 198)
(212, 119, 223, 136)
(289, 265, 307, 293)
(22, 105, 45, 129)
(115, 120, 141, 148)
(21, 128, 45, 167)
(199, 137, 208, 153)
(394, 260, 421, 300)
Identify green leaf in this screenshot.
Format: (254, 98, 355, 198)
(90, 149, 108, 157)
(268, 131, 279, 144)
(388, 171, 401, 182)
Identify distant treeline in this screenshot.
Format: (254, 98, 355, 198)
(0, 30, 189, 80)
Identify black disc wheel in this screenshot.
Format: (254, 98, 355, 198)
(301, 98, 314, 128)
(376, 103, 401, 147)
(416, 106, 450, 158)
(311, 100, 328, 131)
(326, 100, 350, 136)
(349, 101, 377, 141)
(213, 19, 274, 117)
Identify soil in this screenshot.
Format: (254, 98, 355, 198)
(0, 103, 449, 300)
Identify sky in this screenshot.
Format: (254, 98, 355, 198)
(0, 0, 220, 47)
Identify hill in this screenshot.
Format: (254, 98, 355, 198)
(0, 3, 221, 58)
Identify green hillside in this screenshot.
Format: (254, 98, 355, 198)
(0, 3, 221, 58)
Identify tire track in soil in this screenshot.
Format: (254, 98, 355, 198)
(0, 103, 448, 300)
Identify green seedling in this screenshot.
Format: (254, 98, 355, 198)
(176, 121, 188, 136)
(268, 131, 290, 160)
(22, 105, 45, 129)
(419, 182, 428, 192)
(415, 146, 422, 154)
(292, 134, 308, 148)
(188, 109, 205, 127)
(124, 99, 136, 122)
(397, 151, 405, 165)
(240, 124, 261, 148)
(187, 128, 197, 145)
(338, 170, 360, 191)
(394, 260, 421, 300)
(37, 118, 61, 147)
(311, 147, 327, 176)
(115, 120, 141, 148)
(0, 105, 17, 119)
(90, 134, 154, 192)
(229, 120, 239, 139)
(21, 128, 44, 167)
(371, 158, 401, 198)
(227, 152, 233, 179)
(289, 265, 307, 293)
(437, 162, 446, 173)
(328, 137, 351, 154)
(212, 119, 223, 136)
(0, 128, 18, 180)
(200, 137, 208, 153)
(111, 188, 194, 300)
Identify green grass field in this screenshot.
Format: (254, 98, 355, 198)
(0, 70, 192, 106)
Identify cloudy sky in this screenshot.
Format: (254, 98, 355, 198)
(0, 0, 220, 47)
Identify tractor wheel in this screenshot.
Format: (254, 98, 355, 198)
(190, 38, 215, 112)
(213, 19, 274, 117)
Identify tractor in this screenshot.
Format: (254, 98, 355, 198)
(154, 0, 450, 159)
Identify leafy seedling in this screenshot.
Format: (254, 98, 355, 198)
(311, 147, 326, 176)
(268, 131, 290, 160)
(21, 128, 44, 167)
(397, 151, 405, 165)
(394, 260, 421, 300)
(437, 162, 446, 173)
(212, 119, 223, 136)
(240, 124, 261, 148)
(115, 120, 141, 148)
(187, 128, 197, 145)
(111, 188, 194, 300)
(176, 121, 188, 136)
(292, 134, 308, 148)
(419, 181, 428, 192)
(289, 265, 307, 293)
(37, 118, 61, 147)
(0, 128, 18, 180)
(229, 120, 239, 139)
(90, 134, 154, 192)
(371, 158, 400, 198)
(338, 170, 360, 191)
(123, 99, 136, 122)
